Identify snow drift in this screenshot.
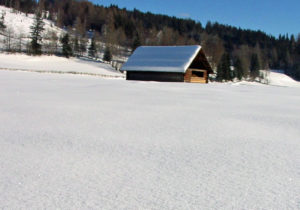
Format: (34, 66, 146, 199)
(267, 70, 300, 87)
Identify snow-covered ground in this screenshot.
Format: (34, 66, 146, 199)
(0, 5, 130, 62)
(0, 53, 124, 77)
(0, 70, 299, 209)
(230, 70, 300, 88)
(0, 6, 61, 37)
(0, 5, 58, 51)
(267, 70, 300, 87)
(0, 6, 63, 51)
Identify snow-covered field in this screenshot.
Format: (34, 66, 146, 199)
(0, 69, 299, 209)
(0, 53, 123, 77)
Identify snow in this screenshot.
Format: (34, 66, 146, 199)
(0, 53, 123, 77)
(0, 6, 64, 53)
(121, 45, 201, 72)
(267, 70, 300, 87)
(0, 70, 299, 209)
(0, 6, 62, 38)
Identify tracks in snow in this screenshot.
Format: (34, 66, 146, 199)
(0, 67, 125, 79)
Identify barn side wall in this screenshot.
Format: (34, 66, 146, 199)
(126, 71, 184, 82)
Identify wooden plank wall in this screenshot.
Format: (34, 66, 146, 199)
(184, 69, 208, 83)
(127, 71, 184, 82)
(184, 69, 192, 82)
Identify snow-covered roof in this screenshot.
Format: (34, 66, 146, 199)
(121, 45, 207, 73)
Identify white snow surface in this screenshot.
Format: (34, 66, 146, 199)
(0, 6, 62, 37)
(268, 70, 300, 87)
(0, 53, 123, 77)
(0, 70, 299, 209)
(121, 45, 201, 72)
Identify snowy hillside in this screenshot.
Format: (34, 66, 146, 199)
(0, 6, 63, 51)
(0, 70, 299, 209)
(0, 5, 129, 64)
(0, 53, 124, 77)
(267, 70, 300, 87)
(0, 6, 62, 36)
(234, 70, 300, 88)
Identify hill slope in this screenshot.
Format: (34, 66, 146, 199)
(0, 6, 63, 51)
(0, 53, 123, 77)
(268, 71, 300, 87)
(0, 6, 61, 37)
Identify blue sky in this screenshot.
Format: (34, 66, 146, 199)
(91, 0, 300, 38)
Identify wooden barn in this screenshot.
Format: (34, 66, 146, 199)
(121, 45, 213, 83)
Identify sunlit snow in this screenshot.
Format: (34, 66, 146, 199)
(0, 69, 299, 209)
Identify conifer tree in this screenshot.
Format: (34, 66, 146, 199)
(47, 12, 53, 21)
(224, 53, 232, 81)
(250, 53, 260, 80)
(30, 11, 45, 55)
(103, 46, 112, 62)
(73, 36, 80, 56)
(79, 37, 87, 56)
(132, 33, 141, 51)
(88, 37, 97, 57)
(0, 13, 6, 31)
(217, 53, 231, 81)
(216, 62, 224, 82)
(234, 57, 244, 80)
(61, 33, 72, 58)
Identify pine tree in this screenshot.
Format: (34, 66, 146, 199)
(234, 57, 244, 80)
(88, 37, 97, 57)
(132, 33, 141, 51)
(61, 33, 72, 58)
(30, 11, 45, 55)
(217, 53, 231, 81)
(73, 36, 80, 56)
(216, 62, 224, 82)
(47, 12, 53, 21)
(79, 37, 87, 56)
(0, 13, 6, 31)
(224, 53, 232, 81)
(250, 53, 260, 80)
(103, 46, 112, 62)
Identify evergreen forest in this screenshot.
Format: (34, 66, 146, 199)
(0, 0, 299, 81)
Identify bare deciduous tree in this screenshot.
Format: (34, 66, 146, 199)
(5, 26, 14, 52)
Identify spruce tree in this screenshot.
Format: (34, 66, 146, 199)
(79, 37, 87, 56)
(61, 33, 72, 58)
(73, 36, 80, 56)
(216, 62, 224, 82)
(223, 53, 232, 81)
(0, 13, 6, 31)
(47, 12, 53, 21)
(132, 33, 141, 51)
(234, 57, 244, 80)
(250, 53, 260, 80)
(103, 46, 112, 62)
(88, 37, 97, 57)
(217, 53, 231, 81)
(30, 11, 45, 55)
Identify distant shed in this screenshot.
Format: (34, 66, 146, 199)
(121, 45, 213, 83)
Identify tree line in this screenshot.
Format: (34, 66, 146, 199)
(0, 0, 299, 80)
(0, 5, 113, 62)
